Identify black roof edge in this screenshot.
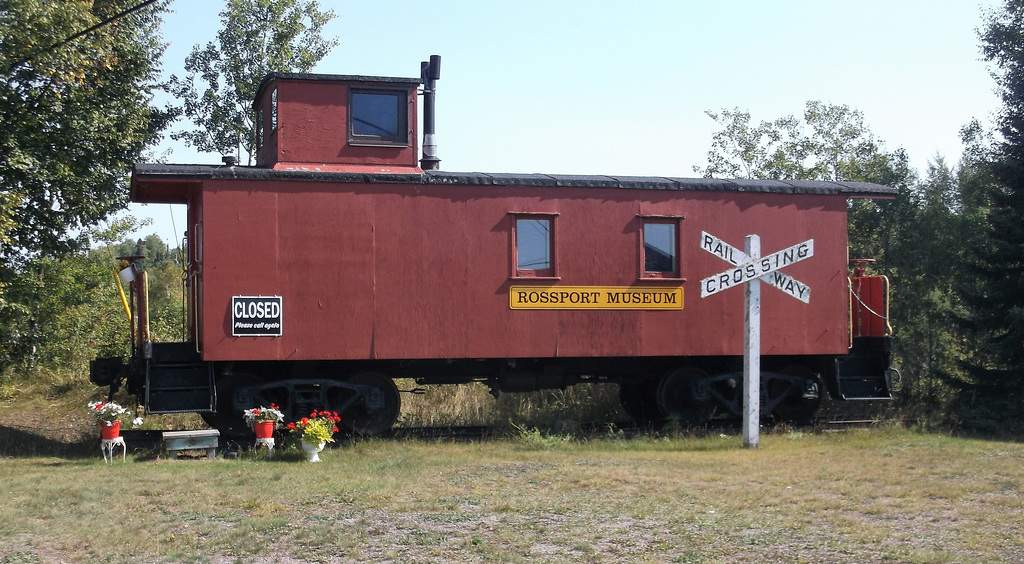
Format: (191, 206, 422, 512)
(254, 72, 422, 106)
(131, 164, 898, 198)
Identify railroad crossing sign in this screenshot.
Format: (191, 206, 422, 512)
(700, 232, 813, 302)
(699, 231, 815, 449)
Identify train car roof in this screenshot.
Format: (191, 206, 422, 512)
(254, 72, 422, 104)
(130, 163, 898, 204)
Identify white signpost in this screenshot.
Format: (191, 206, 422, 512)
(699, 231, 814, 449)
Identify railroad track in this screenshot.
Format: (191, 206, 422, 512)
(114, 417, 885, 453)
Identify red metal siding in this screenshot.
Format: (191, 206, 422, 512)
(268, 80, 419, 169)
(851, 276, 890, 337)
(253, 86, 278, 167)
(198, 180, 850, 362)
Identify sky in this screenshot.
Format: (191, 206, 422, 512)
(129, 0, 1004, 245)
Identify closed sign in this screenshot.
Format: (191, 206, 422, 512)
(232, 296, 283, 336)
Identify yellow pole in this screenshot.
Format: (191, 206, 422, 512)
(114, 271, 132, 322)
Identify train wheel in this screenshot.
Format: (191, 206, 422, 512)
(618, 379, 662, 426)
(337, 372, 401, 435)
(656, 367, 715, 425)
(769, 365, 822, 424)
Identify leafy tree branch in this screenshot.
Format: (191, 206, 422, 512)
(166, 0, 338, 164)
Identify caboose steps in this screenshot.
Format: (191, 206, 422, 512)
(835, 337, 894, 400)
(143, 342, 216, 414)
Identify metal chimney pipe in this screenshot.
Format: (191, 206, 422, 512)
(420, 55, 441, 170)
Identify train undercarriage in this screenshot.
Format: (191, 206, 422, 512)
(91, 338, 892, 436)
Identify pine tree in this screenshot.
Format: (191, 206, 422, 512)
(954, 0, 1024, 432)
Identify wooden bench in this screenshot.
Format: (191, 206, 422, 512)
(162, 430, 220, 459)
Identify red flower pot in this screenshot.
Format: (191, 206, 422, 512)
(100, 420, 120, 440)
(254, 420, 275, 439)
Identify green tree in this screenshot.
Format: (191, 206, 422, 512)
(694, 101, 916, 271)
(693, 108, 802, 179)
(951, 0, 1024, 432)
(114, 233, 177, 269)
(891, 157, 983, 420)
(112, 233, 186, 342)
(0, 219, 186, 386)
(694, 101, 987, 426)
(167, 0, 338, 164)
(0, 0, 171, 264)
(694, 101, 892, 183)
(0, 218, 148, 385)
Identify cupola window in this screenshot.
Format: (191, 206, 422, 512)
(349, 88, 409, 146)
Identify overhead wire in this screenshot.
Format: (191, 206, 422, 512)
(5, 0, 165, 74)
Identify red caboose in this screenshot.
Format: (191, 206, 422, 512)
(92, 58, 896, 433)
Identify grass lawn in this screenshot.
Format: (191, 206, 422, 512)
(0, 427, 1022, 563)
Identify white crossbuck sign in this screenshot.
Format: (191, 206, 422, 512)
(699, 232, 814, 303)
(698, 231, 814, 449)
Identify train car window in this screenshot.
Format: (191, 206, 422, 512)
(194, 222, 202, 264)
(512, 214, 557, 278)
(642, 220, 679, 278)
(348, 88, 409, 146)
(257, 108, 264, 149)
(271, 88, 278, 131)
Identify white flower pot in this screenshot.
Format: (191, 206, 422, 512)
(301, 438, 325, 462)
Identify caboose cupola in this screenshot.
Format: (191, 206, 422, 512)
(252, 71, 423, 172)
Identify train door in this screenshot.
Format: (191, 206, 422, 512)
(186, 195, 203, 350)
(836, 259, 895, 399)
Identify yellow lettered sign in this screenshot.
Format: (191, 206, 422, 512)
(509, 286, 683, 310)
